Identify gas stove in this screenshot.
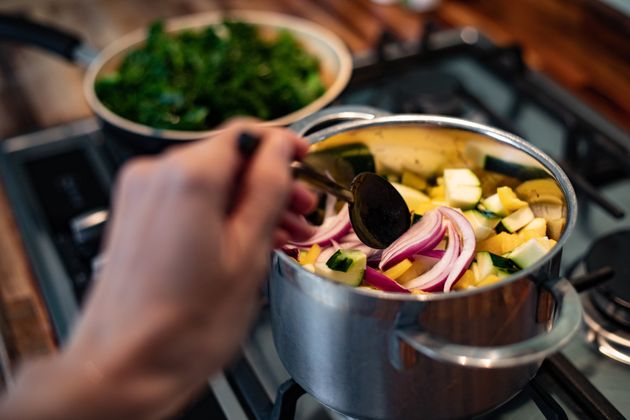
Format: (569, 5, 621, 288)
(1, 25, 630, 419)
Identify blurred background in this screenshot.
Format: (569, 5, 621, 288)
(0, 0, 628, 140)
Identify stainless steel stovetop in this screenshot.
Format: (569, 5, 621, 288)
(1, 27, 630, 419)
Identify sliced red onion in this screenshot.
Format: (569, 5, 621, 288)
(339, 231, 382, 262)
(379, 209, 445, 270)
(406, 222, 460, 292)
(289, 204, 351, 248)
(316, 242, 340, 263)
(439, 207, 476, 292)
(419, 249, 445, 259)
(364, 267, 411, 294)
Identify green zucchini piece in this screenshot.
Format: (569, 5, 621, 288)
(476, 252, 495, 280)
(484, 156, 550, 181)
(500, 206, 535, 233)
(489, 253, 520, 273)
(481, 193, 507, 217)
(317, 249, 367, 286)
(464, 210, 500, 240)
(326, 249, 352, 272)
(444, 168, 482, 209)
(507, 238, 548, 269)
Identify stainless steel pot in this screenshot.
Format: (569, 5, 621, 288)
(270, 108, 582, 419)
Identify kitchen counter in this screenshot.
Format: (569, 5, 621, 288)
(0, 0, 628, 381)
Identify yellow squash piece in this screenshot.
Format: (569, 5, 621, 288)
(401, 170, 428, 191)
(453, 269, 476, 290)
(429, 184, 445, 201)
(412, 201, 441, 216)
(299, 244, 321, 265)
(515, 179, 564, 204)
(383, 259, 414, 280)
(535, 237, 557, 250)
(392, 182, 431, 215)
(477, 232, 522, 255)
(521, 217, 547, 237)
(547, 217, 566, 241)
(497, 186, 528, 212)
(397, 256, 439, 284)
(411, 289, 429, 295)
(477, 274, 502, 287)
(476, 227, 547, 255)
(477, 171, 520, 198)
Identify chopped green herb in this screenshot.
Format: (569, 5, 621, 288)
(95, 20, 325, 131)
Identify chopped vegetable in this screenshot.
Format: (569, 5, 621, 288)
(453, 269, 476, 290)
(464, 209, 500, 240)
(475, 252, 495, 281)
(521, 217, 547, 237)
(507, 237, 555, 268)
(379, 209, 445, 269)
(515, 179, 564, 204)
(481, 193, 508, 216)
(497, 186, 528, 212)
(289, 204, 351, 247)
(483, 155, 550, 180)
(499, 206, 535, 233)
(391, 182, 430, 214)
(444, 168, 482, 209)
(383, 259, 414, 280)
(547, 218, 566, 241)
(401, 170, 428, 191)
(299, 244, 321, 265)
(477, 274, 502, 287)
(429, 184, 445, 201)
(285, 140, 566, 295)
(95, 20, 325, 131)
(314, 249, 367, 286)
(489, 253, 520, 274)
(364, 267, 411, 293)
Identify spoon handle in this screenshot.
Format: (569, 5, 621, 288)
(236, 131, 354, 204)
(291, 161, 354, 204)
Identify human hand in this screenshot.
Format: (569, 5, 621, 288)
(0, 120, 316, 419)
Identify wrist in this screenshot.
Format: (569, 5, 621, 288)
(0, 353, 104, 420)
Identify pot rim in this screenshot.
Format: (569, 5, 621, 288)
(274, 113, 578, 302)
(82, 10, 353, 141)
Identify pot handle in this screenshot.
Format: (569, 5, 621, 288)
(0, 14, 96, 65)
(393, 278, 582, 369)
(289, 105, 390, 137)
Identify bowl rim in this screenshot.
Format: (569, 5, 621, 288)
(83, 10, 353, 140)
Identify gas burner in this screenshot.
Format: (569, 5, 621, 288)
(585, 230, 630, 327)
(582, 296, 630, 365)
(398, 71, 464, 115)
(577, 230, 630, 365)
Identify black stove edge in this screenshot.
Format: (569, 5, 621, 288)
(0, 120, 103, 340)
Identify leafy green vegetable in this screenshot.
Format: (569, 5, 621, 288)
(95, 20, 326, 131)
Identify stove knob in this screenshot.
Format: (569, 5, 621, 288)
(70, 208, 109, 256)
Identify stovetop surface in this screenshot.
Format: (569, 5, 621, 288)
(1, 27, 630, 419)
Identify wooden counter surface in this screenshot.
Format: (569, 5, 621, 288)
(0, 0, 628, 381)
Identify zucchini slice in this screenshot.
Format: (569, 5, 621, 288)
(483, 156, 550, 181)
(499, 206, 535, 233)
(315, 249, 367, 286)
(444, 168, 482, 209)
